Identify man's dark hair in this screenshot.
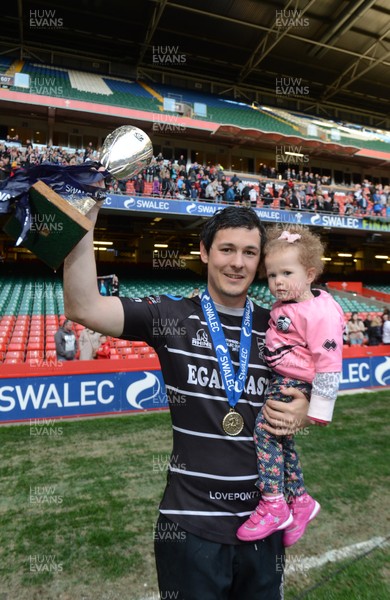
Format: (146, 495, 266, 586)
(200, 206, 266, 254)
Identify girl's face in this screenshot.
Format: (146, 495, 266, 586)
(265, 246, 315, 302)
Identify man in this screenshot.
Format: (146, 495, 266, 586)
(64, 205, 310, 599)
(54, 319, 77, 361)
(78, 328, 102, 360)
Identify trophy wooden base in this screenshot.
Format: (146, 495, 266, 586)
(3, 180, 93, 270)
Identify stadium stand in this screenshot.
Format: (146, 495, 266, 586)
(1, 275, 388, 364)
(6, 60, 390, 155)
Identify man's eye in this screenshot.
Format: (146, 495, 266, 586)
(284, 271, 292, 276)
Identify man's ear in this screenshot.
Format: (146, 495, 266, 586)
(200, 241, 209, 265)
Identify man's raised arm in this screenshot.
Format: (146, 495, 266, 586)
(63, 204, 124, 337)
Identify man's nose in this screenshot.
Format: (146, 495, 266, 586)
(230, 251, 244, 268)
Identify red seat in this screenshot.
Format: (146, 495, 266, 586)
(26, 350, 44, 360)
(28, 336, 43, 343)
(10, 336, 26, 344)
(27, 343, 44, 351)
(115, 339, 131, 348)
(45, 317, 58, 324)
(119, 347, 134, 355)
(6, 351, 24, 359)
(0, 327, 12, 337)
(3, 357, 24, 364)
(0, 316, 15, 324)
(125, 354, 140, 359)
(8, 342, 25, 351)
(13, 325, 28, 333)
(109, 354, 121, 360)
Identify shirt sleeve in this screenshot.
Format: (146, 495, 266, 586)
(305, 299, 344, 373)
(118, 295, 167, 350)
(305, 296, 344, 422)
(307, 372, 340, 422)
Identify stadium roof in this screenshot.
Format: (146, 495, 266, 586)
(1, 0, 390, 128)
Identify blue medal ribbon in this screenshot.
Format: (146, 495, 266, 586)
(201, 289, 252, 408)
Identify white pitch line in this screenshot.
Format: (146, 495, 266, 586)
(285, 536, 389, 573)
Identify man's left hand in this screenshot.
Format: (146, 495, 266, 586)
(261, 386, 310, 436)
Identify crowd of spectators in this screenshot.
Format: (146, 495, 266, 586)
(1, 139, 389, 217)
(344, 309, 390, 346)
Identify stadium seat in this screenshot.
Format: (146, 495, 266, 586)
(6, 351, 24, 360)
(8, 342, 25, 352)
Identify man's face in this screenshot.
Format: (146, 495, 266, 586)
(64, 321, 73, 332)
(200, 227, 261, 308)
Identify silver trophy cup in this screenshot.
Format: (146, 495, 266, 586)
(100, 125, 153, 180)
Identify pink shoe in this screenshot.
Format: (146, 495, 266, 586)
(283, 493, 321, 547)
(237, 498, 293, 542)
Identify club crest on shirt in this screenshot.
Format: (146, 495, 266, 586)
(277, 315, 292, 332)
(192, 328, 212, 349)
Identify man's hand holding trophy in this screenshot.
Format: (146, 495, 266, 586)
(0, 126, 153, 269)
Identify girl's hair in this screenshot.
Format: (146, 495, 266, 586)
(263, 224, 325, 279)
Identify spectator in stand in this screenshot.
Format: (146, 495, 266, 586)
(367, 317, 383, 346)
(96, 335, 112, 359)
(205, 180, 216, 202)
(177, 175, 185, 194)
(382, 314, 390, 344)
(0, 157, 11, 180)
(224, 181, 235, 204)
(79, 328, 102, 360)
(215, 181, 224, 203)
(347, 312, 365, 345)
(55, 319, 77, 361)
(111, 275, 120, 297)
(372, 195, 383, 216)
(161, 173, 171, 198)
(189, 183, 199, 200)
(152, 176, 161, 197)
(262, 190, 274, 206)
(83, 142, 94, 161)
(146, 163, 154, 183)
(241, 183, 251, 206)
(177, 154, 187, 169)
(134, 173, 145, 196)
(249, 185, 258, 208)
(331, 199, 340, 214)
(344, 199, 357, 216)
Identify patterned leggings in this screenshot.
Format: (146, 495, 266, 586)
(254, 374, 311, 499)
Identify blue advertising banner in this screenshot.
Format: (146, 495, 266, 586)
(340, 355, 390, 389)
(0, 369, 168, 422)
(1, 356, 388, 422)
(101, 195, 390, 232)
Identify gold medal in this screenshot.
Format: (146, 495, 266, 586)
(222, 408, 244, 436)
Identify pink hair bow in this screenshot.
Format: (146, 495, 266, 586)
(278, 231, 301, 243)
